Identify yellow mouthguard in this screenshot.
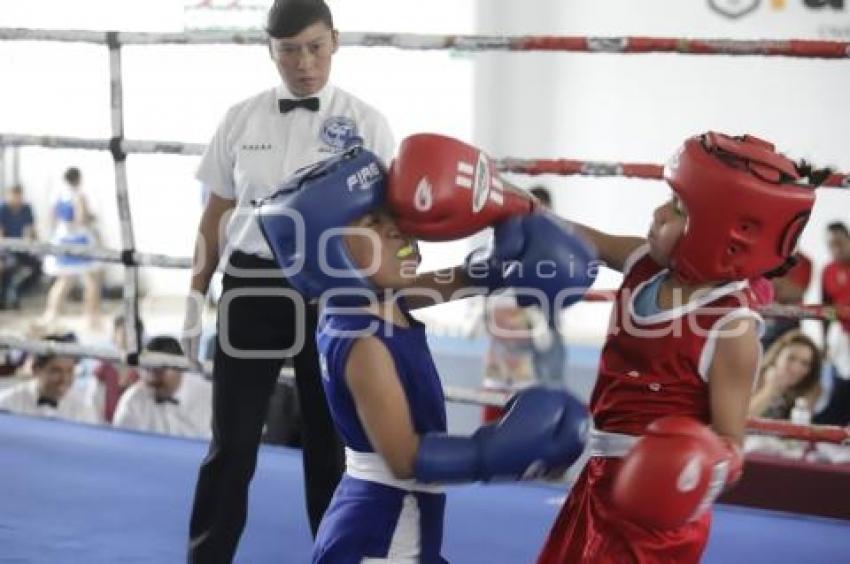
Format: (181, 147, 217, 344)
(396, 244, 415, 259)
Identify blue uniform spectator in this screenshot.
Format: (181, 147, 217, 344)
(0, 184, 41, 309)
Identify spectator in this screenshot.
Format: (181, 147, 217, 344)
(0, 333, 99, 424)
(113, 336, 212, 439)
(815, 221, 850, 425)
(748, 330, 821, 419)
(41, 167, 102, 329)
(480, 295, 536, 423)
(83, 314, 143, 422)
(761, 252, 813, 349)
(0, 184, 41, 309)
(0, 348, 26, 379)
(528, 186, 568, 388)
(478, 186, 568, 423)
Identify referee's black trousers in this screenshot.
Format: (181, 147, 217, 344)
(188, 252, 344, 563)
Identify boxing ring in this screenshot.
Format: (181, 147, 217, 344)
(2, 413, 848, 563)
(1, 25, 850, 563)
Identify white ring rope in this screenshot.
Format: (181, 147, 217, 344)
(0, 134, 205, 156)
(4, 331, 850, 448)
(6, 332, 849, 445)
(0, 237, 191, 269)
(3, 134, 846, 187)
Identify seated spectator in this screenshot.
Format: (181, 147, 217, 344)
(0, 349, 26, 379)
(113, 336, 212, 439)
(0, 184, 41, 309)
(0, 333, 100, 424)
(84, 314, 143, 422)
(748, 330, 822, 419)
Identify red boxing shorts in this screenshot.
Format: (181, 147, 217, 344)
(537, 450, 710, 563)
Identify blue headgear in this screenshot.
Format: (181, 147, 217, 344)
(256, 144, 387, 304)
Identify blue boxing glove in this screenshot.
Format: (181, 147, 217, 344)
(414, 387, 589, 483)
(464, 211, 597, 316)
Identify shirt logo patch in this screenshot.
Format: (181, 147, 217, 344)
(320, 116, 358, 151)
(241, 143, 272, 151)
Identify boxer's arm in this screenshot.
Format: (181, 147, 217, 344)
(345, 336, 420, 479)
(190, 193, 234, 296)
(414, 387, 588, 483)
(772, 276, 805, 304)
(549, 215, 644, 273)
(709, 316, 760, 447)
(612, 317, 757, 529)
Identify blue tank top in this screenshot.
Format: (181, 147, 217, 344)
(318, 306, 447, 452)
(54, 197, 75, 222)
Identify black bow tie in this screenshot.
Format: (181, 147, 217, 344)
(279, 97, 320, 113)
(37, 396, 58, 408)
(155, 396, 179, 406)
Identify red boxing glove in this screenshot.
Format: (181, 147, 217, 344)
(387, 133, 535, 241)
(612, 416, 743, 530)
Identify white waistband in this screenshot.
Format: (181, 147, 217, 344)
(345, 448, 444, 494)
(587, 429, 639, 458)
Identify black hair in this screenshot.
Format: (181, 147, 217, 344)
(32, 333, 77, 371)
(794, 160, 832, 187)
(266, 0, 333, 38)
(64, 167, 81, 186)
(529, 186, 552, 209)
(144, 335, 183, 357)
(827, 221, 850, 238)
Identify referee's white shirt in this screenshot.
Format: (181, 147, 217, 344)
(0, 378, 100, 424)
(112, 374, 213, 440)
(197, 82, 395, 258)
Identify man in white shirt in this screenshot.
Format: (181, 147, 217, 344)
(113, 336, 212, 439)
(0, 333, 99, 424)
(182, 1, 394, 561)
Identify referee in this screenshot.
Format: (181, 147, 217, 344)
(182, 1, 394, 561)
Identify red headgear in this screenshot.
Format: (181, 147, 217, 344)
(664, 132, 816, 283)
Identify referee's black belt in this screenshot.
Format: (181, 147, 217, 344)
(225, 251, 292, 288)
(228, 250, 279, 270)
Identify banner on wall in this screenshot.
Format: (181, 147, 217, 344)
(183, 0, 271, 30)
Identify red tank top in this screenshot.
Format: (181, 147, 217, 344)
(591, 246, 762, 435)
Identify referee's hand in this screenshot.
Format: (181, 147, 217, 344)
(181, 291, 205, 372)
